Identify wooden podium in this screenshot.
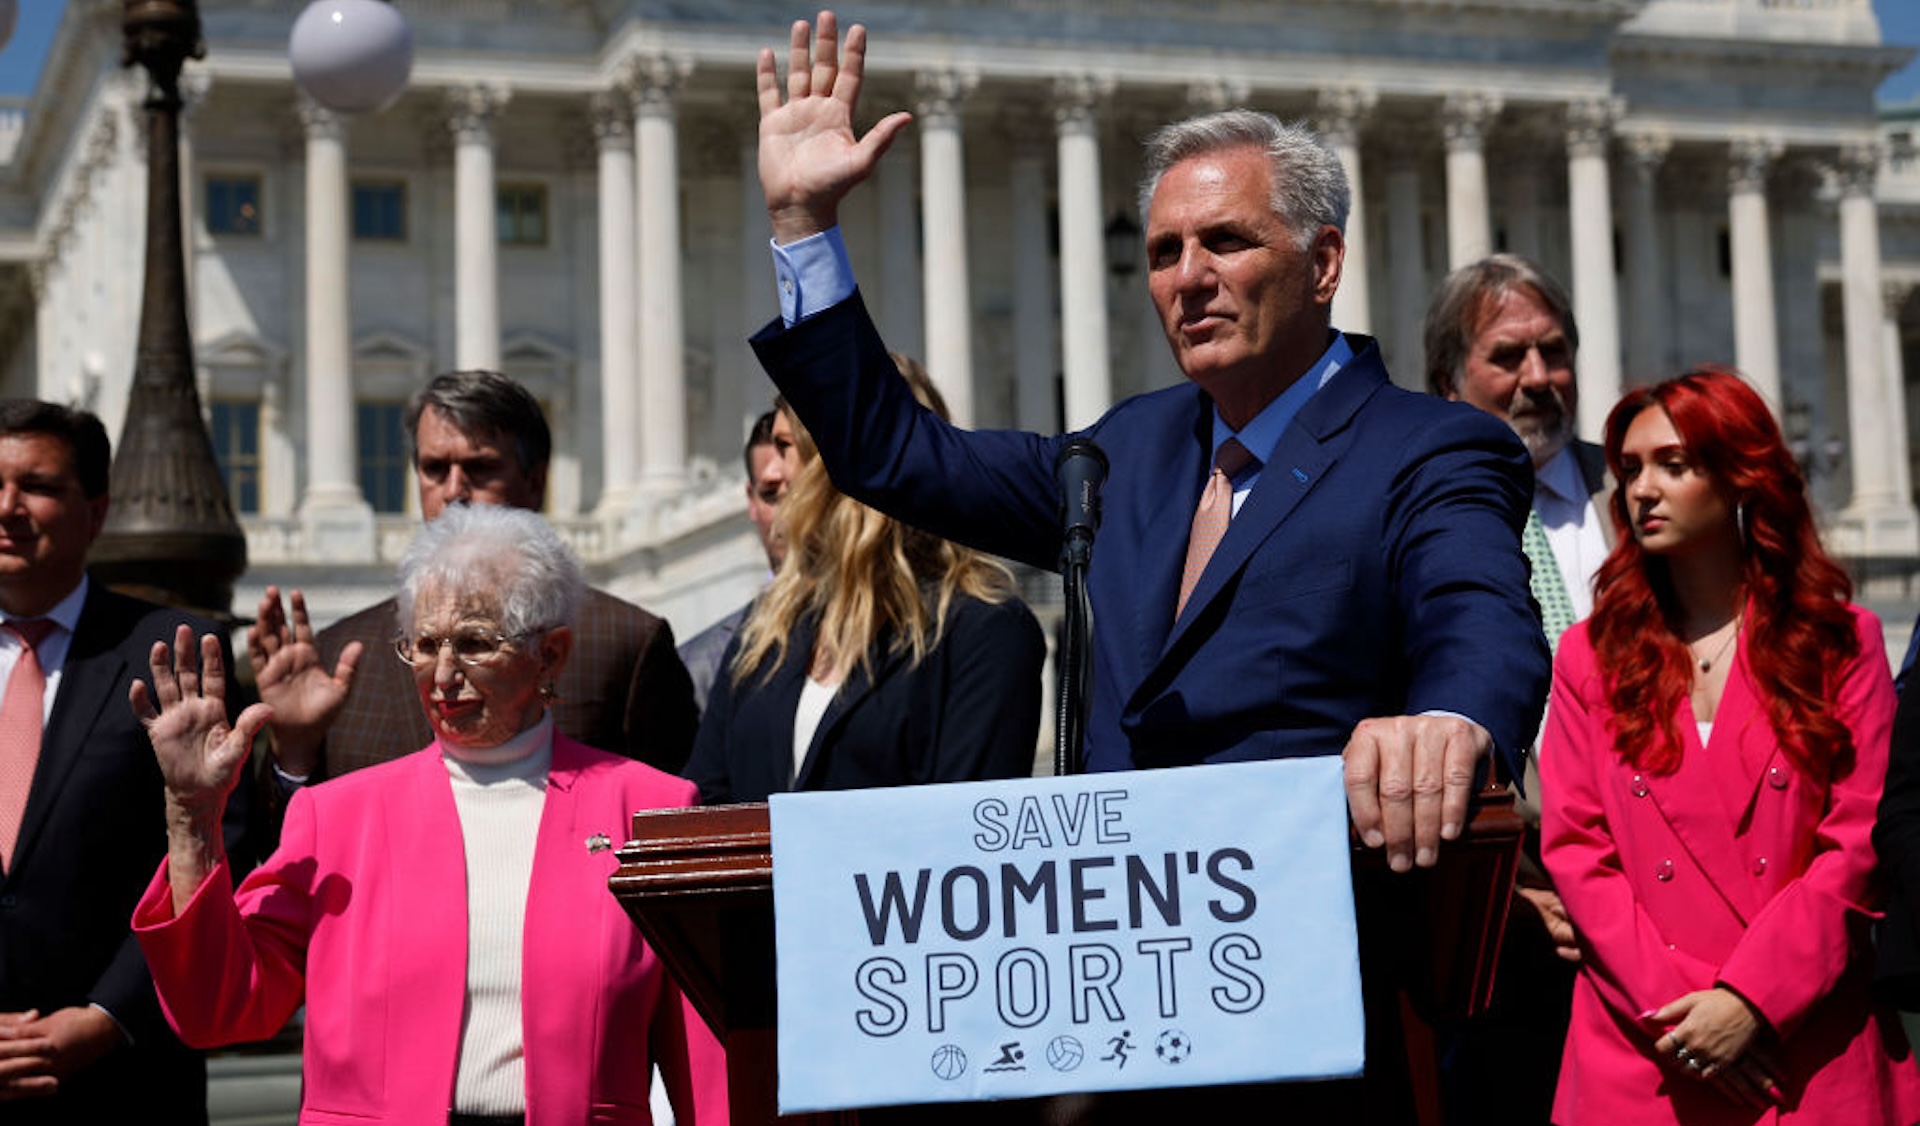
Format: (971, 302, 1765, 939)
(610, 787, 1522, 1126)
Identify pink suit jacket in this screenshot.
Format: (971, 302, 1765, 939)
(1541, 607, 1920, 1126)
(134, 735, 727, 1126)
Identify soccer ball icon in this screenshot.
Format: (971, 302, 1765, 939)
(1046, 1034, 1085, 1072)
(1154, 1029, 1192, 1064)
(930, 1043, 967, 1081)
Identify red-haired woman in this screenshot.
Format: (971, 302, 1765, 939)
(1540, 367, 1920, 1125)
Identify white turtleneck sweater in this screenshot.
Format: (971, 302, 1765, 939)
(442, 712, 554, 1117)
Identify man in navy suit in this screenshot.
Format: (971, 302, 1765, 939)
(749, 13, 1547, 874)
(0, 400, 244, 1123)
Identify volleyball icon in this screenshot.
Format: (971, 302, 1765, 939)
(930, 1043, 968, 1081)
(1046, 1034, 1085, 1072)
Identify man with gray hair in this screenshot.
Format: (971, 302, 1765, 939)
(247, 370, 697, 823)
(750, 14, 1545, 878)
(1424, 255, 1604, 1125)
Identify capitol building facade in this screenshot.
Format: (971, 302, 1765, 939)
(0, 0, 1916, 639)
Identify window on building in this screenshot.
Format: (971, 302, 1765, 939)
(357, 401, 410, 514)
(208, 400, 262, 515)
(352, 180, 407, 241)
(205, 175, 262, 236)
(497, 184, 548, 246)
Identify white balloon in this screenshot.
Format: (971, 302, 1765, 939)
(289, 0, 412, 115)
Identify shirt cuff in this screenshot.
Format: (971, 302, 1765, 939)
(772, 227, 856, 326)
(270, 760, 310, 793)
(89, 1002, 133, 1046)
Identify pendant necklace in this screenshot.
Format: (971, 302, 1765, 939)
(1690, 618, 1741, 674)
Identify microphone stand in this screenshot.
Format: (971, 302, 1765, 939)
(1054, 441, 1107, 777)
(1056, 527, 1094, 778)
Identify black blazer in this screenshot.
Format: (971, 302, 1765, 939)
(1875, 675, 1920, 1007)
(0, 584, 250, 1125)
(685, 594, 1045, 803)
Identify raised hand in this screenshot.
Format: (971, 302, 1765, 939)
(756, 9, 913, 243)
(131, 626, 272, 911)
(247, 585, 360, 776)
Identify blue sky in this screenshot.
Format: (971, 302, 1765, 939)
(2, 1, 1919, 101)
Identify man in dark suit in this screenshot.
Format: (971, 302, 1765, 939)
(0, 400, 243, 1123)
(749, 14, 1548, 875)
(678, 409, 787, 714)
(248, 371, 697, 822)
(1424, 255, 1608, 1124)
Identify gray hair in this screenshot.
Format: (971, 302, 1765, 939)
(404, 370, 552, 479)
(1135, 110, 1350, 248)
(1423, 254, 1580, 397)
(395, 503, 585, 639)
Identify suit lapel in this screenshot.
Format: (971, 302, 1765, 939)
(1106, 393, 1211, 684)
(12, 590, 133, 873)
(385, 746, 471, 1079)
(1162, 346, 1382, 654)
(1643, 671, 1767, 924)
(795, 630, 909, 790)
(1575, 441, 1618, 551)
(523, 735, 588, 1095)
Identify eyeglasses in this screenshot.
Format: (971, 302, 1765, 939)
(393, 627, 544, 669)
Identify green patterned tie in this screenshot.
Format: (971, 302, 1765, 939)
(1522, 507, 1576, 652)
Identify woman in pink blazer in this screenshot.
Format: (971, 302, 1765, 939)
(1541, 368, 1920, 1126)
(129, 504, 727, 1126)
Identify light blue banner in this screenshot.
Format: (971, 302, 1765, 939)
(770, 758, 1364, 1113)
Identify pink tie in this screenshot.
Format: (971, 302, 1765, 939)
(0, 619, 56, 872)
(1177, 438, 1256, 619)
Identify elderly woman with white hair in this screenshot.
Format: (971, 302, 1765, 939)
(128, 504, 726, 1126)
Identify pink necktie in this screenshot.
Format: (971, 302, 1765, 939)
(0, 619, 56, 872)
(1177, 438, 1256, 619)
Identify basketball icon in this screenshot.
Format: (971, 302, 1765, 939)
(1045, 1034, 1085, 1072)
(930, 1043, 968, 1081)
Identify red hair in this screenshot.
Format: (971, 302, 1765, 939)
(1590, 367, 1856, 775)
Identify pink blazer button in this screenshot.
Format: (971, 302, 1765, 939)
(1655, 859, 1675, 882)
(1767, 766, 1789, 790)
(1632, 775, 1650, 798)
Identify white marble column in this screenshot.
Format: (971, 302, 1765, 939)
(1834, 145, 1920, 555)
(1442, 92, 1501, 270)
(1566, 99, 1622, 441)
(1727, 137, 1783, 411)
(591, 92, 638, 513)
(1497, 141, 1545, 262)
(1316, 86, 1376, 335)
(1884, 280, 1916, 519)
(738, 128, 773, 417)
(1623, 133, 1672, 384)
(877, 148, 924, 358)
(1385, 145, 1428, 389)
(631, 55, 692, 489)
(1006, 123, 1057, 433)
(297, 98, 373, 557)
(1056, 76, 1113, 431)
(449, 84, 509, 371)
(916, 69, 978, 425)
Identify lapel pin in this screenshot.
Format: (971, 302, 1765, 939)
(1291, 467, 1309, 484)
(585, 833, 613, 854)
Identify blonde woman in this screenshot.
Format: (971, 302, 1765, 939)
(685, 357, 1045, 802)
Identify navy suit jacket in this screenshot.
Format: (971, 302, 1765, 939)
(753, 293, 1548, 775)
(0, 585, 251, 1125)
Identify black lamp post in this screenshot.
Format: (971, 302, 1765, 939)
(90, 0, 248, 619)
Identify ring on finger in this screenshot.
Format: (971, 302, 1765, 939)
(1674, 1045, 1696, 1064)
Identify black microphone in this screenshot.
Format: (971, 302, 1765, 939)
(1055, 439, 1109, 568)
